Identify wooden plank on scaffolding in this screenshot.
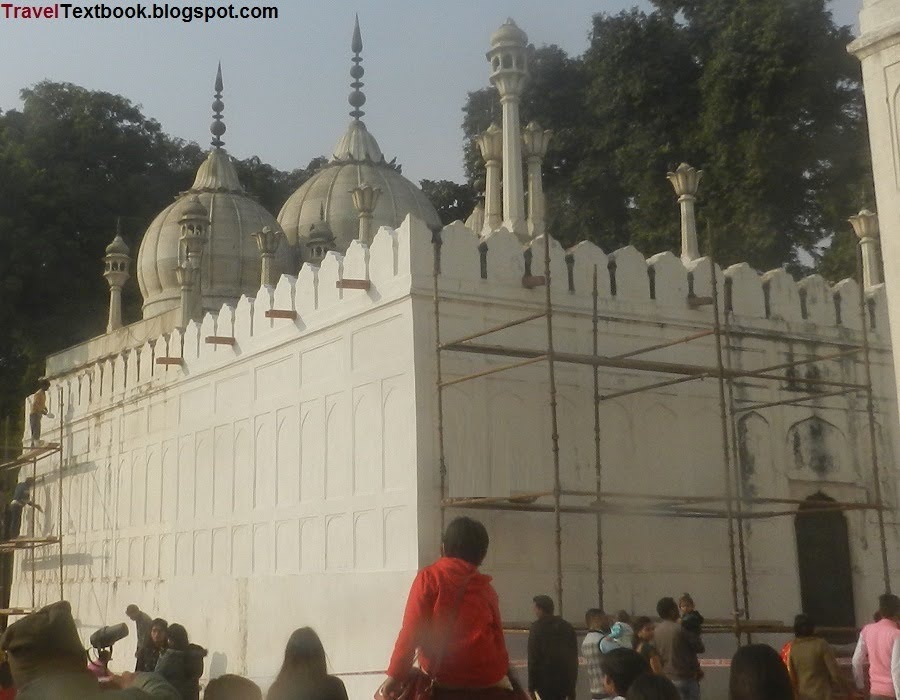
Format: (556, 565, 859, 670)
(204, 336, 236, 345)
(155, 357, 183, 366)
(0, 444, 60, 471)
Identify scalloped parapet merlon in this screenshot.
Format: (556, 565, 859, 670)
(38, 213, 892, 421)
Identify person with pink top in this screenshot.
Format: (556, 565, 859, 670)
(852, 593, 900, 699)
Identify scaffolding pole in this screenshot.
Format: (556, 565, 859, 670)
(542, 233, 565, 617)
(857, 245, 892, 594)
(723, 313, 752, 643)
(433, 235, 447, 536)
(432, 230, 891, 640)
(710, 256, 743, 644)
(58, 387, 64, 602)
(592, 266, 604, 612)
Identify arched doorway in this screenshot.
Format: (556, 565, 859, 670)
(794, 492, 856, 641)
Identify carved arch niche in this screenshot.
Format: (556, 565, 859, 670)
(786, 416, 847, 480)
(736, 412, 772, 496)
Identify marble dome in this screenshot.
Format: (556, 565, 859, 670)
(138, 150, 293, 319)
(277, 121, 441, 253)
(137, 68, 293, 319)
(277, 17, 440, 256)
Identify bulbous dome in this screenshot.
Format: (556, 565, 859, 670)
(137, 149, 293, 319)
(490, 18, 528, 49)
(278, 120, 441, 253)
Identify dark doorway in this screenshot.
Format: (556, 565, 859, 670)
(795, 492, 856, 642)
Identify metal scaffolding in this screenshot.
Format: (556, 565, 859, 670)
(0, 390, 66, 619)
(432, 232, 891, 639)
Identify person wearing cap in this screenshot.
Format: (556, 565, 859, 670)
(527, 594, 578, 700)
(0, 600, 179, 698)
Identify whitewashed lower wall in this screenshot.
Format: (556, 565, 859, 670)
(15, 287, 421, 692)
(16, 217, 900, 694)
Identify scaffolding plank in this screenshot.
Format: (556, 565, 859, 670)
(0, 608, 36, 616)
(0, 536, 61, 551)
(440, 312, 547, 349)
(439, 355, 548, 388)
(204, 336, 236, 345)
(733, 388, 857, 413)
(614, 329, 715, 360)
(443, 342, 869, 390)
(0, 444, 61, 472)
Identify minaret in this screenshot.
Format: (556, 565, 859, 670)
(251, 226, 283, 287)
(849, 209, 882, 290)
(476, 123, 503, 233)
(177, 195, 209, 326)
(667, 163, 703, 263)
(103, 222, 130, 333)
(522, 121, 552, 238)
(487, 19, 529, 239)
(351, 183, 382, 244)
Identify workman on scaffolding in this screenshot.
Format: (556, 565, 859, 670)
(28, 379, 51, 447)
(5, 477, 42, 541)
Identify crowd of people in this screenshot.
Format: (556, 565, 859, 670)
(0, 515, 893, 700)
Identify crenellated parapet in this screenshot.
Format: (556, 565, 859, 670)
(38, 215, 891, 427)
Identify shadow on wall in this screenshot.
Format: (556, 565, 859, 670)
(23, 552, 94, 572)
(208, 651, 228, 678)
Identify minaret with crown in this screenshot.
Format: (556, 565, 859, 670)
(487, 19, 529, 240)
(103, 221, 130, 333)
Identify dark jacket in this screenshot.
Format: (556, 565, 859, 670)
(527, 615, 578, 700)
(155, 644, 207, 700)
(267, 674, 349, 700)
(136, 642, 165, 673)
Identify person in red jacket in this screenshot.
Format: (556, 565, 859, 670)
(378, 516, 514, 699)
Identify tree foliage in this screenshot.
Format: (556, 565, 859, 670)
(0, 81, 320, 433)
(419, 179, 478, 225)
(461, 0, 872, 276)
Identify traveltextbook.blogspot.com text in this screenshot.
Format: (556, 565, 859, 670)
(0, 2, 278, 22)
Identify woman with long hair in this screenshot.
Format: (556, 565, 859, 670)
(154, 623, 207, 700)
(267, 628, 348, 700)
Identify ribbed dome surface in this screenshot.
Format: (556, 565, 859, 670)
(278, 122, 440, 252)
(137, 149, 293, 319)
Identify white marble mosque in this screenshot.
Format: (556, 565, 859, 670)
(12, 4, 900, 693)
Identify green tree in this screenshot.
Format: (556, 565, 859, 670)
(460, 1, 872, 276)
(0, 82, 316, 436)
(420, 179, 478, 225)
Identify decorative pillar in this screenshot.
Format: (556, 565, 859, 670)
(103, 230, 130, 333)
(175, 263, 197, 329)
(667, 163, 703, 263)
(487, 19, 529, 239)
(522, 121, 552, 239)
(476, 123, 503, 233)
(351, 183, 382, 244)
(849, 209, 882, 289)
(177, 195, 209, 325)
(252, 225, 283, 287)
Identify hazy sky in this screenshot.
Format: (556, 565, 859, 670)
(0, 0, 862, 186)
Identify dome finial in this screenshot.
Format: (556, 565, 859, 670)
(349, 15, 366, 121)
(211, 62, 226, 149)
